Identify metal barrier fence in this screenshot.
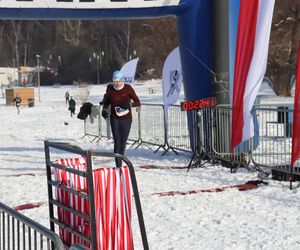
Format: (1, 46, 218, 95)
(251, 105, 300, 175)
(83, 103, 299, 177)
(139, 104, 165, 148)
(83, 106, 100, 141)
(44, 141, 149, 250)
(84, 104, 193, 153)
(168, 105, 193, 152)
(209, 104, 299, 175)
(98, 106, 111, 139)
(0, 201, 64, 250)
(128, 105, 141, 143)
(210, 106, 251, 166)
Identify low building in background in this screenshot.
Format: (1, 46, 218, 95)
(0, 67, 18, 86)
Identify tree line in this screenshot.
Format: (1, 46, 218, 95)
(0, 0, 298, 95)
(0, 18, 178, 85)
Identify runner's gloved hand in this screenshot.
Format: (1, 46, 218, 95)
(119, 102, 130, 110)
(101, 109, 109, 119)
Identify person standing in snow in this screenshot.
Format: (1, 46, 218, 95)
(68, 96, 76, 117)
(65, 91, 70, 105)
(101, 71, 140, 167)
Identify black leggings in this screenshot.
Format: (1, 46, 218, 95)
(110, 118, 132, 167)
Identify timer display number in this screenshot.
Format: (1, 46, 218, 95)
(180, 97, 216, 111)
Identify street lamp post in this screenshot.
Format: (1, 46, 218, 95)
(36, 54, 41, 102)
(96, 55, 100, 85)
(92, 51, 104, 85)
(47, 54, 62, 77)
(100, 51, 104, 68)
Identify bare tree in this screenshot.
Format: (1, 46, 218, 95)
(61, 20, 82, 47)
(267, 0, 299, 96)
(0, 22, 5, 50)
(11, 21, 21, 68)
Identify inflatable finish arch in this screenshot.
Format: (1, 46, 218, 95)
(0, 0, 212, 147)
(0, 0, 212, 101)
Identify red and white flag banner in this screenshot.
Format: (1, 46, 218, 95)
(231, 0, 275, 151)
(291, 42, 300, 168)
(54, 158, 134, 250)
(93, 167, 134, 250)
(55, 157, 90, 247)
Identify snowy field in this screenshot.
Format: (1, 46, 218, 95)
(1, 80, 300, 250)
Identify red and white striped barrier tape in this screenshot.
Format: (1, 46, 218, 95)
(54, 157, 134, 250)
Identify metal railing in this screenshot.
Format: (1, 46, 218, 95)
(252, 105, 298, 173)
(208, 104, 299, 175)
(83, 106, 101, 141)
(83, 103, 299, 179)
(210, 105, 251, 166)
(44, 141, 149, 250)
(84, 103, 194, 153)
(0, 201, 64, 250)
(168, 104, 192, 152)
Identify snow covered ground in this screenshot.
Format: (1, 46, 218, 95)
(1, 80, 300, 250)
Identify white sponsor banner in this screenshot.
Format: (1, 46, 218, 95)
(120, 58, 139, 85)
(162, 47, 182, 107)
(162, 47, 183, 124)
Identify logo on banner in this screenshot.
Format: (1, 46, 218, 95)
(167, 70, 180, 97)
(123, 76, 134, 84)
(162, 47, 182, 107)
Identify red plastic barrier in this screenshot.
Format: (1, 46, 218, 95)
(93, 167, 133, 250)
(54, 157, 134, 250)
(55, 157, 89, 247)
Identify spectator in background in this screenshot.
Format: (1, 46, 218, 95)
(65, 91, 70, 105)
(68, 97, 76, 117)
(101, 70, 140, 167)
(13, 94, 22, 115)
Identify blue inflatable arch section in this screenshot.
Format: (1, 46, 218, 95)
(0, 0, 213, 147)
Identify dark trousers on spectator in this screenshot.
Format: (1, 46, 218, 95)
(110, 117, 132, 167)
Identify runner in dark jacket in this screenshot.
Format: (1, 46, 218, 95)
(13, 94, 22, 114)
(68, 97, 76, 117)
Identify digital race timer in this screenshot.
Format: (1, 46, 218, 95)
(180, 97, 216, 111)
